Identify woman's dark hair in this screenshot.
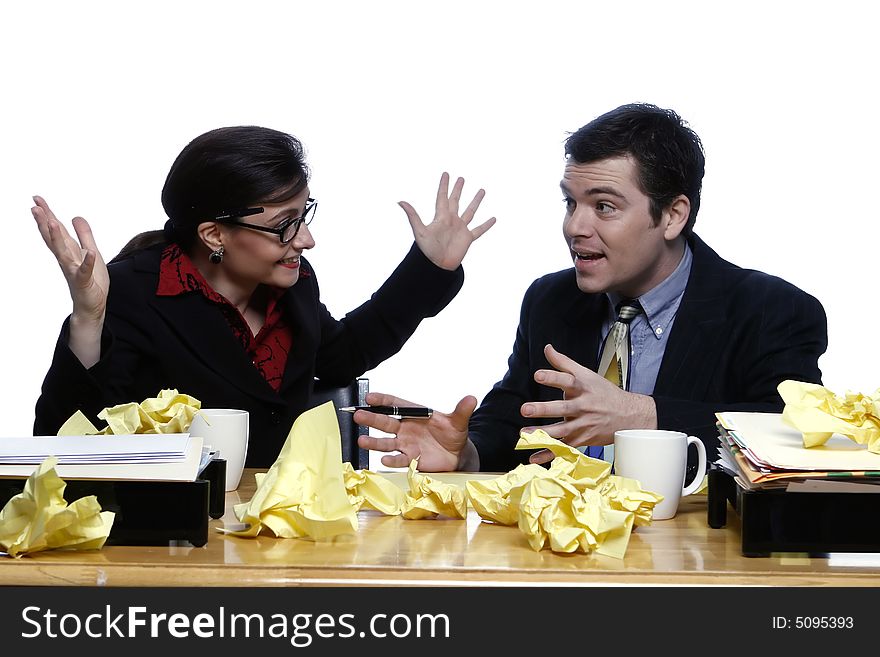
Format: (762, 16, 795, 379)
(111, 126, 310, 262)
(564, 103, 705, 235)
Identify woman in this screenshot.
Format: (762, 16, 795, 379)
(32, 126, 494, 467)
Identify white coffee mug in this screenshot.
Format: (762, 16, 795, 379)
(612, 429, 706, 520)
(188, 409, 249, 492)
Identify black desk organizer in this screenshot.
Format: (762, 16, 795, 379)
(707, 466, 880, 557)
(0, 458, 226, 548)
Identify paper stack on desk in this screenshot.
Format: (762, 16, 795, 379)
(715, 411, 880, 489)
(0, 434, 205, 482)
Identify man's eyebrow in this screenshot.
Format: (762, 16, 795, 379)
(559, 182, 626, 200)
(586, 186, 626, 200)
(559, 182, 626, 201)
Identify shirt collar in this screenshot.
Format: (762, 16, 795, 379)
(607, 243, 693, 340)
(156, 243, 285, 309)
(156, 243, 217, 298)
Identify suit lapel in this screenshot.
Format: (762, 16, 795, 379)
(277, 281, 320, 396)
(135, 245, 281, 405)
(561, 286, 605, 371)
(655, 235, 730, 399)
(149, 294, 282, 405)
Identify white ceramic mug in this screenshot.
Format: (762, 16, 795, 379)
(188, 409, 249, 492)
(612, 429, 707, 520)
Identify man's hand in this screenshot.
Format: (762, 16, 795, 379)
(522, 344, 657, 464)
(355, 391, 476, 472)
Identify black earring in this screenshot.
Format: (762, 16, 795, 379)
(209, 246, 225, 264)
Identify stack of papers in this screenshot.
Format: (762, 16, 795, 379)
(0, 434, 205, 482)
(715, 412, 880, 490)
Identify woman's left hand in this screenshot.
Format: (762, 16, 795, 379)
(402, 172, 496, 270)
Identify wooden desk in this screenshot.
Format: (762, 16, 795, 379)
(2, 469, 879, 587)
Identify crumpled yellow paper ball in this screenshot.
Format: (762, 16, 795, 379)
(0, 457, 115, 558)
(466, 463, 552, 525)
(466, 429, 662, 558)
(779, 380, 880, 453)
(599, 475, 664, 527)
(342, 462, 404, 515)
(221, 401, 357, 540)
(518, 430, 612, 486)
(57, 389, 201, 435)
(517, 477, 635, 556)
(401, 460, 467, 520)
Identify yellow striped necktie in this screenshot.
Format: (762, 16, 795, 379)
(597, 300, 641, 391)
(595, 300, 641, 463)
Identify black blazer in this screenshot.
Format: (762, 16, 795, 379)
(469, 234, 828, 473)
(34, 243, 464, 467)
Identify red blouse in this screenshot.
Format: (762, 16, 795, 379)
(156, 244, 293, 391)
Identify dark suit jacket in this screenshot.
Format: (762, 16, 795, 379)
(469, 234, 828, 473)
(34, 243, 463, 467)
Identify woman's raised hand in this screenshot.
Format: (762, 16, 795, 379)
(32, 196, 109, 367)
(402, 172, 496, 271)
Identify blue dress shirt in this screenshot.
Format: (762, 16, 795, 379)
(586, 244, 693, 459)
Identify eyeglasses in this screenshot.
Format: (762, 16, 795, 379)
(214, 198, 317, 244)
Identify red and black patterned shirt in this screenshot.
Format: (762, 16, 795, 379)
(156, 244, 293, 391)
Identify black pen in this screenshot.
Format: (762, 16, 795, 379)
(339, 405, 433, 419)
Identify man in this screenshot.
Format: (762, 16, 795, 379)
(357, 103, 827, 475)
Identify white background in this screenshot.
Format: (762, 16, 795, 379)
(2, 1, 877, 455)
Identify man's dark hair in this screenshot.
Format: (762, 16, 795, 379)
(564, 103, 705, 235)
